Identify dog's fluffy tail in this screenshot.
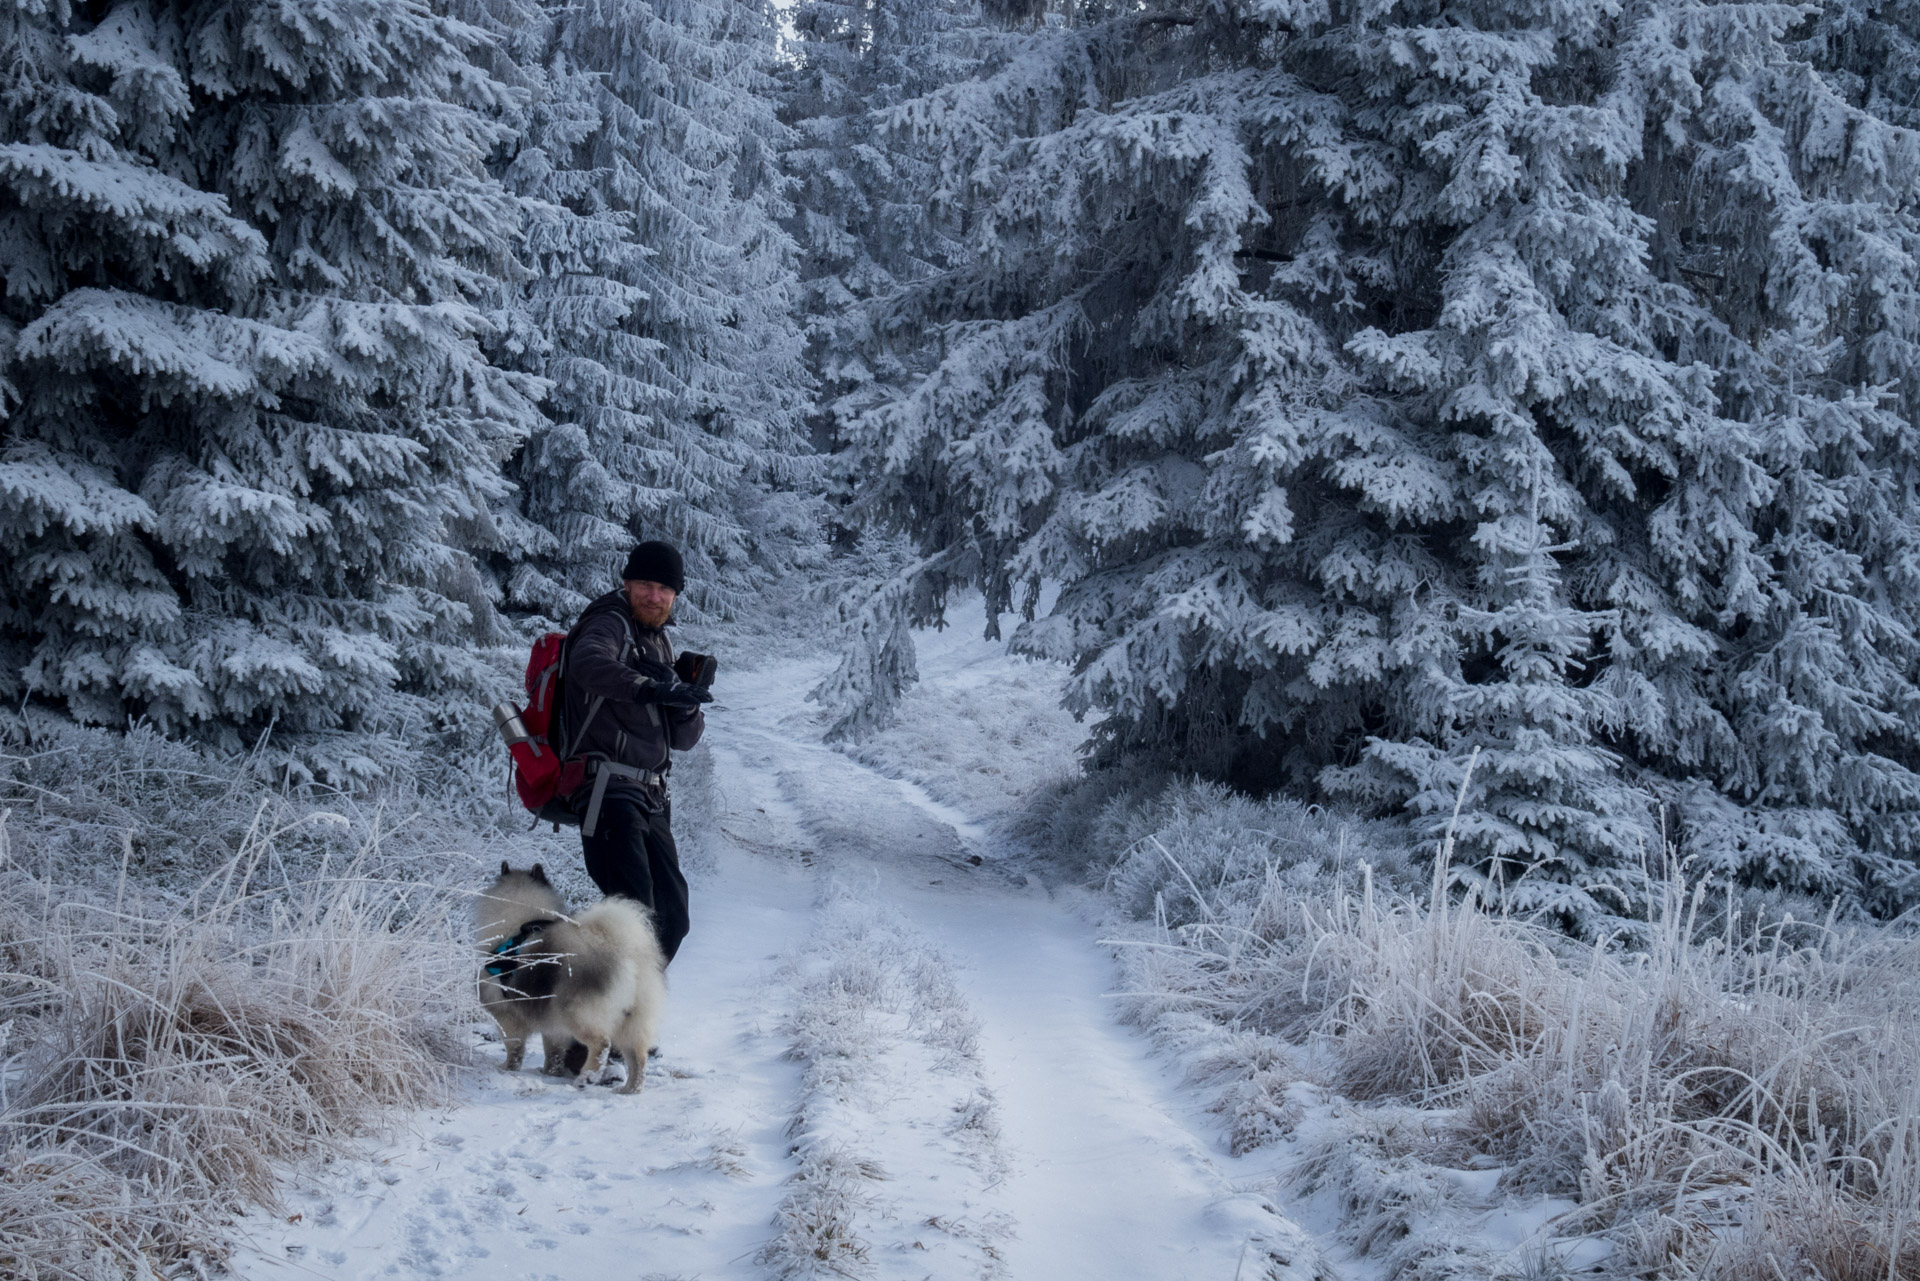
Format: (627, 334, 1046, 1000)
(574, 897, 668, 1088)
(574, 897, 667, 970)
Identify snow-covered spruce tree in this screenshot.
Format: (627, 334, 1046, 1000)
(1648, 1, 1920, 911)
(0, 0, 541, 779)
(781, 0, 987, 452)
(487, 0, 816, 625)
(444, 0, 650, 624)
(802, 528, 924, 739)
(1799, 0, 1920, 130)
(836, 0, 1920, 921)
(781, 0, 997, 736)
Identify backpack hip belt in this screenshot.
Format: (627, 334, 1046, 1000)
(581, 760, 666, 838)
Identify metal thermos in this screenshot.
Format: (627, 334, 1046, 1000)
(492, 702, 533, 747)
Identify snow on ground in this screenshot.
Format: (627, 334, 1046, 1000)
(836, 595, 1087, 835)
(232, 599, 1336, 1281)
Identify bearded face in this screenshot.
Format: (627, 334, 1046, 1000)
(625, 578, 676, 628)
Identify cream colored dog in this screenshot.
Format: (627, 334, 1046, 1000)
(474, 862, 667, 1093)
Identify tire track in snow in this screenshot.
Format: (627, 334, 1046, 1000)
(715, 679, 1337, 1281)
(759, 879, 1010, 1280)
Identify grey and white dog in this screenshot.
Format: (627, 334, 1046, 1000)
(474, 862, 667, 1093)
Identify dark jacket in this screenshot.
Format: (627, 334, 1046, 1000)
(561, 592, 704, 777)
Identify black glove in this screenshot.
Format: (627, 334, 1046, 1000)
(636, 678, 713, 710)
(674, 651, 718, 690)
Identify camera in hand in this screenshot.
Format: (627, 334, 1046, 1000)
(674, 651, 718, 690)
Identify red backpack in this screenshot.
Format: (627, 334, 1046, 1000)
(495, 632, 590, 825)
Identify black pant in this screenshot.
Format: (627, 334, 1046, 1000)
(577, 784, 689, 963)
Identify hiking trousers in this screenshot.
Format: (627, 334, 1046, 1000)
(576, 784, 690, 963)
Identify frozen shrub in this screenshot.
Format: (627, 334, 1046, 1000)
(1093, 774, 1920, 1279)
(0, 811, 478, 1279)
(1, 716, 576, 895)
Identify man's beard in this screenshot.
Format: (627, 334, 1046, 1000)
(633, 601, 672, 628)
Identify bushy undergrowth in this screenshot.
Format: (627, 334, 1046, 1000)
(0, 726, 544, 1279)
(1071, 776, 1920, 1280)
(3, 719, 570, 889)
(0, 819, 480, 1279)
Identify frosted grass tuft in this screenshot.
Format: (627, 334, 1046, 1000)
(0, 805, 478, 1279)
(1093, 776, 1920, 1280)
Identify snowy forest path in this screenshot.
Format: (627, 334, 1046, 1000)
(235, 624, 1327, 1281)
(708, 651, 1328, 1280)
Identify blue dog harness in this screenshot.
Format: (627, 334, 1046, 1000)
(485, 918, 556, 978)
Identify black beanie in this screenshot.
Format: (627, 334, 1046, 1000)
(622, 540, 685, 593)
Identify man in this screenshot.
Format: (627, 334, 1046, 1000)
(561, 540, 712, 963)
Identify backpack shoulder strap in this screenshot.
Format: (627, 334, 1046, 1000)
(559, 595, 637, 760)
(646, 627, 673, 772)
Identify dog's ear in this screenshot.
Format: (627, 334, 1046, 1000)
(531, 863, 549, 885)
(500, 859, 512, 877)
